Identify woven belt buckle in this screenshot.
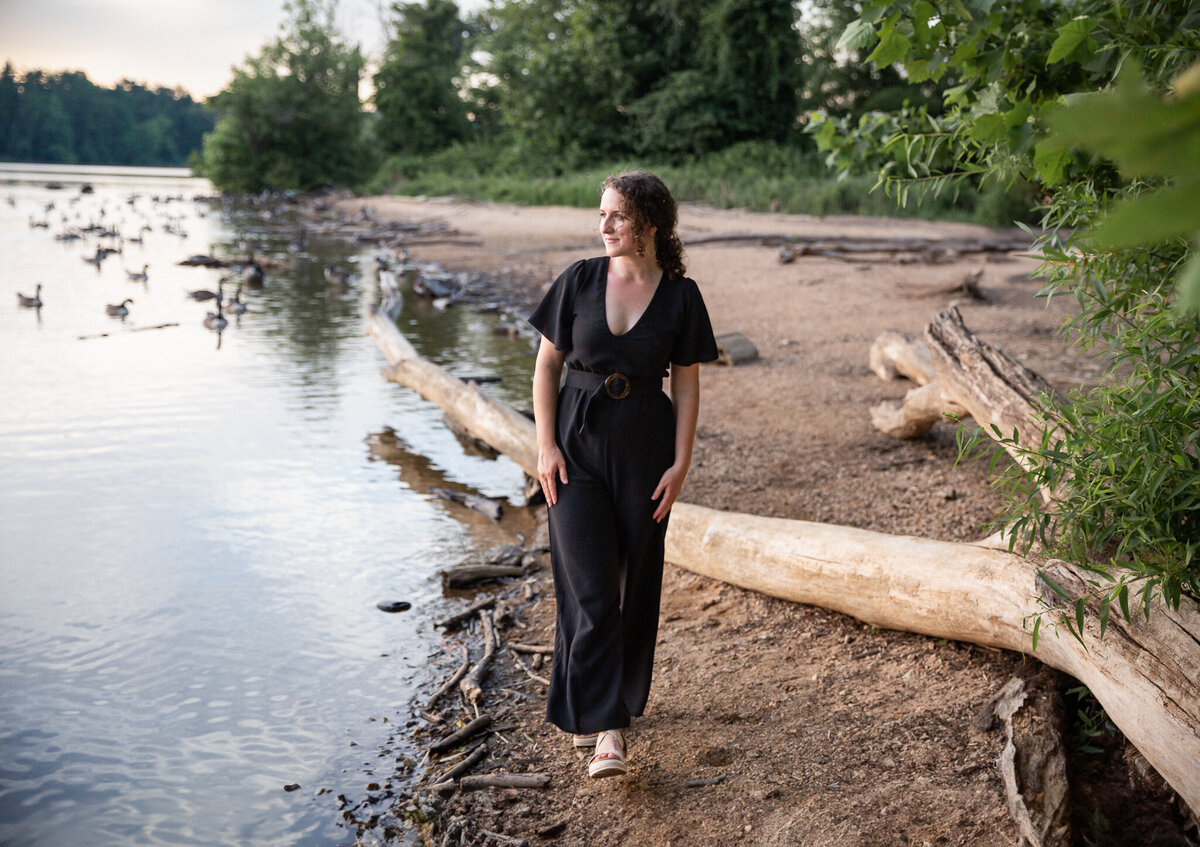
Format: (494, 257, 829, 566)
(603, 372, 632, 400)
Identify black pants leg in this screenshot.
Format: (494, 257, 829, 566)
(545, 388, 675, 734)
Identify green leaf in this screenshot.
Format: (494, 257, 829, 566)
(1047, 18, 1096, 65)
(1046, 67, 1200, 179)
(837, 19, 879, 54)
(1093, 181, 1200, 247)
(1075, 596, 1087, 635)
(911, 1, 936, 47)
(1040, 570, 1073, 599)
(1034, 138, 1072, 185)
(1031, 614, 1042, 650)
(970, 113, 1007, 144)
(1099, 595, 1110, 637)
(1118, 584, 1130, 620)
(1174, 252, 1200, 314)
(867, 20, 913, 68)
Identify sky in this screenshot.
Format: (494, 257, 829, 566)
(0, 0, 488, 101)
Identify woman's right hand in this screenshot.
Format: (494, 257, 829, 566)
(538, 444, 568, 507)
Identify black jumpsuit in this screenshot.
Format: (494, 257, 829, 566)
(529, 256, 718, 734)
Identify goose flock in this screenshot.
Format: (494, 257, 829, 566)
(14, 184, 478, 338)
(12, 187, 263, 332)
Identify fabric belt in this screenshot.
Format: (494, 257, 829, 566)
(564, 369, 664, 433)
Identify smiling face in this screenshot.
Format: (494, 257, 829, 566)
(599, 187, 655, 261)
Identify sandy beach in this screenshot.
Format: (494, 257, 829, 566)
(340, 194, 1187, 846)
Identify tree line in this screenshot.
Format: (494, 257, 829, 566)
(0, 64, 214, 167)
(196, 0, 937, 193)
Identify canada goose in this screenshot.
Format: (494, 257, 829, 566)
(324, 264, 353, 288)
(126, 264, 149, 282)
(226, 284, 247, 315)
(241, 260, 263, 288)
(17, 284, 43, 308)
(106, 298, 133, 317)
(186, 278, 223, 301)
(203, 295, 227, 331)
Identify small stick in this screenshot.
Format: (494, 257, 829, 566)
(508, 648, 550, 686)
(432, 743, 488, 786)
(508, 643, 553, 655)
(435, 596, 495, 629)
(478, 830, 527, 847)
(425, 643, 470, 711)
(459, 773, 550, 791)
(685, 775, 728, 788)
(429, 714, 492, 755)
(459, 610, 496, 705)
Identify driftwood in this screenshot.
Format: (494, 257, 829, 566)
(869, 331, 936, 385)
(426, 643, 471, 712)
(442, 562, 526, 588)
(458, 773, 550, 791)
(429, 713, 493, 755)
(870, 380, 968, 439)
(430, 486, 504, 521)
(508, 643, 554, 655)
(460, 610, 497, 706)
(899, 268, 988, 301)
(364, 302, 1200, 815)
(991, 676, 1071, 847)
(925, 306, 1058, 470)
(436, 596, 497, 629)
(508, 647, 551, 687)
(870, 309, 1058, 459)
(366, 304, 539, 476)
(432, 742, 490, 786)
(441, 545, 538, 588)
(688, 232, 1030, 255)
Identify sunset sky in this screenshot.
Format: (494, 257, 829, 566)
(0, 0, 487, 100)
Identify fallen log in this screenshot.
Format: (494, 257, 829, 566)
(686, 232, 1031, 254)
(868, 331, 936, 385)
(870, 380, 968, 439)
(442, 562, 526, 588)
(924, 306, 1059, 475)
(364, 302, 1200, 815)
(899, 268, 988, 301)
(366, 304, 539, 477)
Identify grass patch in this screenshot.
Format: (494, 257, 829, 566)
(362, 140, 1035, 228)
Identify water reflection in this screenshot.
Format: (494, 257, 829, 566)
(0, 166, 535, 846)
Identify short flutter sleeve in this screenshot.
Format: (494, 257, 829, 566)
(669, 278, 720, 366)
(528, 260, 582, 351)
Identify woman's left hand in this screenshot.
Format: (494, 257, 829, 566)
(651, 463, 687, 523)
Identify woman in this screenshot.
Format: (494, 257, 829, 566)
(529, 171, 719, 778)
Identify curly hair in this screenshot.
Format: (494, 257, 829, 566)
(601, 171, 686, 280)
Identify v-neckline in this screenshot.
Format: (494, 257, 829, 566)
(603, 256, 664, 338)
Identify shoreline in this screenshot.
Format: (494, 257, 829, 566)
(327, 194, 1190, 846)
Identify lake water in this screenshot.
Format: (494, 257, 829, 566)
(0, 164, 537, 845)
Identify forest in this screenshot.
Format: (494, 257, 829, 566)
(0, 64, 214, 167)
(193, 0, 1029, 223)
